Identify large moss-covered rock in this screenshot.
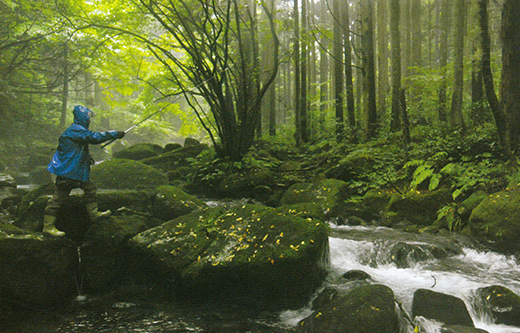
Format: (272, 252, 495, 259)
(91, 159, 168, 189)
(386, 188, 452, 226)
(324, 150, 376, 182)
(14, 189, 154, 235)
(0, 223, 77, 304)
(412, 289, 474, 327)
(217, 169, 276, 201)
(279, 179, 348, 218)
(141, 142, 207, 172)
(152, 185, 207, 221)
(297, 284, 398, 333)
(468, 190, 520, 253)
(128, 204, 329, 309)
(113, 143, 163, 161)
(80, 214, 153, 292)
(476, 285, 520, 327)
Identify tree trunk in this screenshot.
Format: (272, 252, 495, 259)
(450, 0, 466, 129)
(293, 0, 302, 145)
(59, 43, 69, 129)
(361, 0, 378, 139)
(411, 0, 422, 67)
(343, 0, 356, 134)
(300, 0, 309, 143)
(377, 0, 389, 118)
(333, 0, 344, 141)
(501, 0, 520, 151)
(437, 0, 449, 122)
(479, 0, 506, 147)
(390, 0, 402, 131)
(319, 0, 330, 133)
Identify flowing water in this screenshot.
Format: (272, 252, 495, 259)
(3, 222, 520, 332)
(281, 224, 520, 333)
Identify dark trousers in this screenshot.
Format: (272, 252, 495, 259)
(44, 176, 97, 217)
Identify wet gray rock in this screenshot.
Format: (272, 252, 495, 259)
(0, 223, 77, 304)
(412, 289, 474, 327)
(475, 285, 520, 327)
(298, 284, 398, 333)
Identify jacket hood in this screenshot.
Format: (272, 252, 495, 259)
(73, 105, 94, 128)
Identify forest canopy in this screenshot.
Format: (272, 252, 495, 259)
(1, 0, 519, 162)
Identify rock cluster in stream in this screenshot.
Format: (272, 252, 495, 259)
(2, 139, 520, 332)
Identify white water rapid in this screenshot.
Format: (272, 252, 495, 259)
(281, 224, 520, 333)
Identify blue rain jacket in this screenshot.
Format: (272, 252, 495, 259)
(48, 105, 121, 182)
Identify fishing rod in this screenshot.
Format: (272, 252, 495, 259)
(101, 65, 234, 149)
(101, 106, 169, 149)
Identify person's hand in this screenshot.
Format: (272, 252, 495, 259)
(116, 131, 125, 139)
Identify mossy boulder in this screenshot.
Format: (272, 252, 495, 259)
(279, 179, 348, 218)
(217, 169, 276, 201)
(468, 190, 520, 253)
(14, 189, 154, 235)
(112, 143, 164, 161)
(80, 214, 153, 292)
(152, 185, 207, 221)
(412, 289, 474, 327)
(140, 142, 207, 172)
(324, 150, 376, 182)
(476, 285, 520, 327)
(91, 159, 168, 189)
(297, 284, 398, 333)
(275, 202, 327, 222)
(0, 223, 77, 304)
(128, 204, 329, 310)
(386, 188, 452, 226)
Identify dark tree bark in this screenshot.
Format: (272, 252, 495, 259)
(294, 0, 302, 145)
(361, 0, 378, 139)
(319, 0, 330, 133)
(59, 43, 69, 130)
(342, 1, 356, 133)
(300, 0, 309, 143)
(390, 0, 402, 131)
(500, 0, 520, 151)
(479, 0, 506, 147)
(437, 0, 449, 123)
(450, 0, 466, 129)
(333, 0, 344, 141)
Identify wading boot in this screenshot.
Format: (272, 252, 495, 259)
(85, 202, 111, 222)
(43, 215, 65, 237)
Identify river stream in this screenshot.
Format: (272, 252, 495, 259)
(3, 222, 520, 333)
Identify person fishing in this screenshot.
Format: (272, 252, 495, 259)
(43, 105, 125, 237)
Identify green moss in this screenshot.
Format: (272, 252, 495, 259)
(91, 158, 168, 189)
(279, 179, 348, 215)
(152, 185, 207, 220)
(113, 143, 163, 161)
(469, 190, 520, 253)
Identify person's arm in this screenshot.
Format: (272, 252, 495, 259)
(70, 126, 125, 145)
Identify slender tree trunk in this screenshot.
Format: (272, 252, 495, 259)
(361, 0, 378, 139)
(343, 0, 356, 133)
(333, 0, 344, 141)
(450, 0, 466, 129)
(59, 43, 69, 129)
(411, 0, 422, 67)
(319, 0, 330, 133)
(479, 0, 506, 147)
(390, 0, 402, 131)
(294, 0, 302, 145)
(377, 0, 389, 118)
(501, 0, 520, 151)
(438, 0, 449, 122)
(301, 0, 309, 142)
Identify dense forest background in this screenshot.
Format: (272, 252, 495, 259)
(1, 0, 520, 203)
